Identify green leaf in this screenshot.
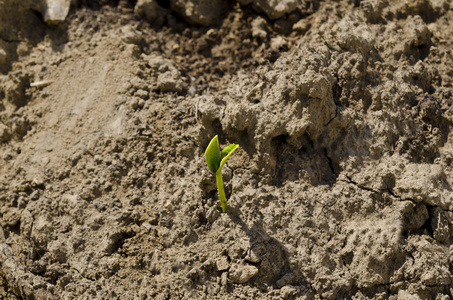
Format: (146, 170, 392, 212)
(220, 143, 238, 160)
(218, 144, 239, 173)
(205, 135, 221, 173)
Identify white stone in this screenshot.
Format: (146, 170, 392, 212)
(41, 0, 71, 24)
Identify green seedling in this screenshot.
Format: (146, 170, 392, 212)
(204, 135, 239, 213)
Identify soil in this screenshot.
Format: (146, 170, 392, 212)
(1, 0, 453, 299)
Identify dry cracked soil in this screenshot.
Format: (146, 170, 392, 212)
(1, 0, 453, 299)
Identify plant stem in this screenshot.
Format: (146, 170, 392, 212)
(216, 171, 228, 213)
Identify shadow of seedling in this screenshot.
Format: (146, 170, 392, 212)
(226, 207, 303, 290)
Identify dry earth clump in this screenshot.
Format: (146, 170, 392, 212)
(1, 0, 453, 299)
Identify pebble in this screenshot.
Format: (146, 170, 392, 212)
(38, 0, 71, 24)
(229, 263, 259, 283)
(135, 89, 149, 100)
(215, 256, 229, 271)
(120, 25, 143, 45)
(280, 285, 298, 299)
(129, 97, 140, 110)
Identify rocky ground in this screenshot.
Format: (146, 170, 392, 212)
(1, 0, 453, 299)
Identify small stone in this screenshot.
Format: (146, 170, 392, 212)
(42, 157, 50, 165)
(280, 285, 298, 299)
(120, 25, 143, 45)
(188, 86, 196, 95)
(170, 0, 228, 26)
(134, 0, 168, 25)
(2, 208, 21, 227)
(221, 271, 228, 287)
(293, 19, 310, 34)
(147, 55, 173, 72)
(94, 155, 103, 164)
(229, 263, 258, 283)
(32, 177, 45, 188)
(142, 222, 152, 231)
(94, 202, 106, 211)
(398, 290, 421, 300)
(12, 117, 29, 137)
(17, 196, 28, 209)
(157, 70, 185, 92)
(270, 36, 287, 51)
(16, 42, 30, 56)
(237, 0, 298, 20)
(251, 17, 268, 39)
(121, 82, 132, 93)
(216, 256, 229, 271)
(30, 191, 40, 200)
(129, 97, 140, 110)
(79, 188, 91, 201)
(37, 0, 71, 24)
(245, 248, 261, 263)
(206, 206, 220, 223)
(135, 89, 149, 100)
(276, 272, 296, 288)
(48, 239, 68, 263)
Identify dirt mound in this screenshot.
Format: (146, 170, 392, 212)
(1, 0, 453, 299)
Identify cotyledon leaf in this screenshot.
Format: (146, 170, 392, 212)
(220, 143, 238, 160)
(205, 135, 221, 173)
(218, 144, 239, 173)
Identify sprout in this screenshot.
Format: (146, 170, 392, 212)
(204, 135, 239, 213)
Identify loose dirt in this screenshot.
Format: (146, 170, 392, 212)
(1, 0, 453, 299)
